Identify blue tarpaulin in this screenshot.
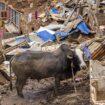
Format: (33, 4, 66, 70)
(81, 43, 91, 60)
(36, 17, 91, 42)
(55, 32, 70, 37)
(37, 30, 56, 41)
(16, 37, 26, 44)
(55, 29, 78, 40)
(16, 36, 31, 44)
(77, 21, 91, 34)
(50, 8, 59, 14)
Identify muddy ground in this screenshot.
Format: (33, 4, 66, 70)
(0, 70, 91, 105)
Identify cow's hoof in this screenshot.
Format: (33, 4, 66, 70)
(53, 90, 59, 97)
(46, 92, 54, 102)
(18, 94, 24, 98)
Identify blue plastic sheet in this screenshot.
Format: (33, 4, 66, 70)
(16, 37, 26, 44)
(55, 29, 78, 40)
(50, 8, 59, 14)
(81, 43, 91, 60)
(55, 32, 70, 37)
(37, 30, 56, 41)
(16, 36, 31, 44)
(77, 21, 91, 34)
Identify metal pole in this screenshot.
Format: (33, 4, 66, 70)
(0, 20, 4, 51)
(24, 14, 29, 43)
(71, 61, 77, 93)
(96, 0, 100, 13)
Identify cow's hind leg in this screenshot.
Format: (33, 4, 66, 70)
(16, 77, 27, 98)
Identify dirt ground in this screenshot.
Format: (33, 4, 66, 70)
(0, 70, 91, 105)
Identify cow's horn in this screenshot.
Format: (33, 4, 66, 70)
(67, 55, 73, 59)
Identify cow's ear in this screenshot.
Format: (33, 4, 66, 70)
(60, 44, 69, 51)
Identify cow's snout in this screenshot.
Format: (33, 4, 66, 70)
(80, 63, 87, 70)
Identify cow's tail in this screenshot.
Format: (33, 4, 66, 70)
(10, 56, 14, 91)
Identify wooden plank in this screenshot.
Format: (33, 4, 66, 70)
(5, 23, 19, 33)
(3, 40, 27, 54)
(0, 51, 4, 64)
(96, 0, 100, 13)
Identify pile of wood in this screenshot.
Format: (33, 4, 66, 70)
(0, 51, 4, 65)
(91, 40, 105, 60)
(88, 38, 105, 60)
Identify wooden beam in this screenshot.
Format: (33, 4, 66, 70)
(96, 0, 100, 13)
(3, 40, 27, 54)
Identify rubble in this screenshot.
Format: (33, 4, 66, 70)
(90, 60, 105, 104)
(0, 0, 105, 105)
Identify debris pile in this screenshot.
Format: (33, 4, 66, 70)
(0, 0, 105, 104)
(90, 60, 105, 104)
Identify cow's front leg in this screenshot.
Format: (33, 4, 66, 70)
(54, 77, 60, 96)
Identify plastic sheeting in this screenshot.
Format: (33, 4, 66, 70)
(50, 8, 59, 14)
(37, 30, 56, 41)
(37, 27, 56, 41)
(80, 43, 91, 60)
(55, 29, 78, 39)
(77, 21, 91, 34)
